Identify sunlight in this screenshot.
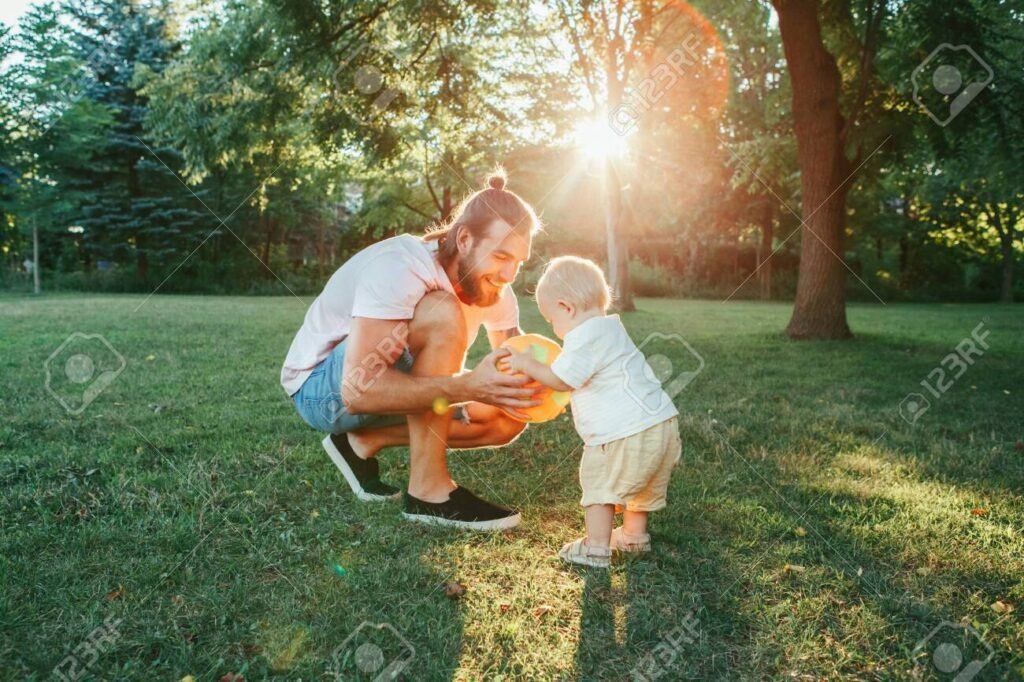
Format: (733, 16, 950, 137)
(573, 118, 628, 162)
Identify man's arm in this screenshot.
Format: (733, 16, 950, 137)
(342, 317, 540, 417)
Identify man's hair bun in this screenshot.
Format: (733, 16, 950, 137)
(487, 169, 507, 191)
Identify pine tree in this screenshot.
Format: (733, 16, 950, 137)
(63, 0, 207, 281)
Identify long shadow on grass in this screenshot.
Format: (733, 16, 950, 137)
(569, 522, 755, 680)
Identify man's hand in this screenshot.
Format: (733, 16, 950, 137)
(462, 347, 543, 420)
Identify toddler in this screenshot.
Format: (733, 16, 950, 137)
(501, 256, 681, 568)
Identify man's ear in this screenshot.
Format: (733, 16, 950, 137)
(454, 224, 473, 255)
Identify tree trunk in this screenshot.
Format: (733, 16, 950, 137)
(442, 186, 453, 221)
(998, 227, 1014, 304)
(136, 248, 149, 281)
(32, 218, 41, 295)
(774, 0, 852, 339)
(759, 201, 774, 300)
(261, 213, 275, 276)
(129, 158, 146, 281)
(604, 157, 634, 311)
(318, 215, 326, 280)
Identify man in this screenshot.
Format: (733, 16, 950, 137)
(282, 171, 542, 531)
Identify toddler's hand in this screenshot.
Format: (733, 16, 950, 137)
(498, 350, 532, 374)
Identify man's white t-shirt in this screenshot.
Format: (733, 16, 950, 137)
(280, 234, 519, 396)
(550, 315, 679, 446)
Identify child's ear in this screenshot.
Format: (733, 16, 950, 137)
(559, 300, 575, 317)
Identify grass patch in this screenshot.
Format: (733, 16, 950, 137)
(1, 294, 1022, 679)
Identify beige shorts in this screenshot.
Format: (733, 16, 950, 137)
(579, 417, 682, 512)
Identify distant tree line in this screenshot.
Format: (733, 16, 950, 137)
(1, 1, 1020, 322)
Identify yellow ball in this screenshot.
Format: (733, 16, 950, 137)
(498, 333, 570, 424)
(432, 396, 450, 415)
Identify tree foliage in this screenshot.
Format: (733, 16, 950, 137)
(0, 0, 1019, 305)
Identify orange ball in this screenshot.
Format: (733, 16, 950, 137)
(498, 333, 571, 423)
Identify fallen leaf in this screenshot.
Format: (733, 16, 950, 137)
(991, 600, 1015, 614)
(145, 354, 156, 361)
(443, 581, 466, 599)
(170, 594, 184, 605)
(105, 585, 124, 601)
(970, 508, 988, 517)
(180, 677, 195, 682)
(498, 602, 511, 614)
(1015, 440, 1023, 451)
(183, 631, 197, 643)
(220, 674, 244, 682)
(794, 527, 807, 537)
(916, 567, 931, 576)
(857, 567, 864, 577)
(271, 628, 307, 672)
(783, 564, 806, 574)
(532, 604, 553, 618)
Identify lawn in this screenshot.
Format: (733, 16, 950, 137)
(1, 294, 1022, 681)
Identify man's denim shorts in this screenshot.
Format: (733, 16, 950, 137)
(292, 337, 468, 434)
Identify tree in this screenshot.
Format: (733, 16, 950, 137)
(4, 2, 113, 292)
(888, 0, 1023, 303)
(772, 0, 887, 338)
(60, 0, 208, 281)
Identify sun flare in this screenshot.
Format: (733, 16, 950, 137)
(573, 118, 628, 161)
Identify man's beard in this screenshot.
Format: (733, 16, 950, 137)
(457, 257, 501, 307)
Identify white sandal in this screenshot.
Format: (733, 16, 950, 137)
(558, 537, 612, 568)
(611, 528, 652, 553)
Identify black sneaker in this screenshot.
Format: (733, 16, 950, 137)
(322, 434, 400, 502)
(402, 486, 521, 531)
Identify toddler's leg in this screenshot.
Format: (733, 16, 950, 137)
(621, 510, 648, 537)
(612, 509, 652, 553)
(559, 504, 614, 568)
(585, 504, 615, 549)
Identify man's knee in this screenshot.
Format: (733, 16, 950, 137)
(410, 290, 466, 350)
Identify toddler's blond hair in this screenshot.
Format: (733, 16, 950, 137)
(535, 256, 612, 312)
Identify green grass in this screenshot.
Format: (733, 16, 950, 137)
(2, 294, 1022, 680)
